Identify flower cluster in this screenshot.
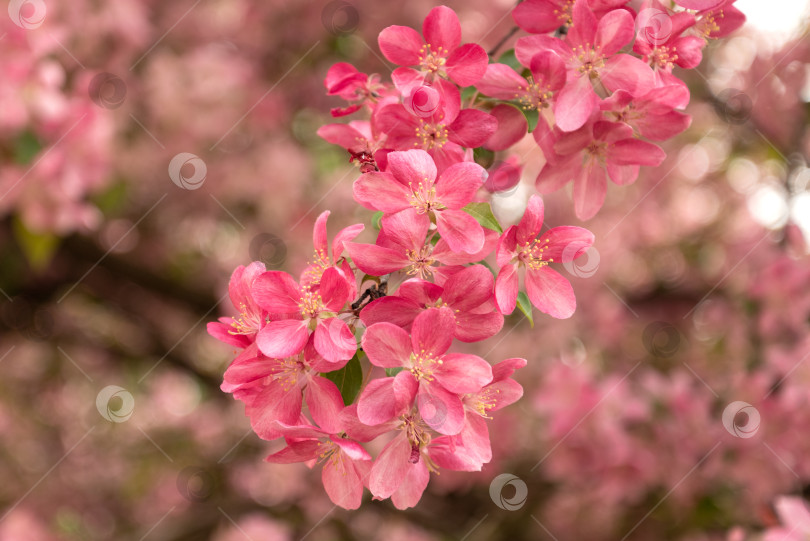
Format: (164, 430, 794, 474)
(210, 1, 744, 509)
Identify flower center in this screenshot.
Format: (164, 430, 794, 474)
(648, 45, 678, 70)
(516, 76, 553, 111)
(575, 44, 605, 79)
(268, 357, 305, 391)
(406, 245, 435, 279)
(414, 119, 449, 149)
(398, 413, 440, 472)
(418, 44, 448, 74)
(552, 0, 575, 26)
(408, 178, 445, 214)
(471, 387, 500, 419)
(316, 440, 345, 472)
(303, 249, 331, 285)
(299, 287, 324, 319)
(518, 238, 553, 270)
(229, 302, 261, 335)
(697, 11, 723, 38)
(409, 350, 442, 381)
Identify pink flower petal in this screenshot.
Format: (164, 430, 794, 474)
(441, 264, 494, 311)
(332, 223, 365, 260)
(484, 104, 528, 151)
(378, 25, 424, 66)
(265, 440, 321, 463)
(553, 75, 599, 132)
(387, 149, 437, 186)
(609, 139, 666, 166)
(445, 43, 488, 87)
(417, 383, 465, 435)
(345, 242, 409, 276)
(360, 296, 422, 329)
(435, 161, 485, 209)
(357, 378, 400, 426)
(322, 454, 366, 510)
(516, 194, 545, 245)
(362, 322, 413, 368)
(525, 266, 576, 319)
(411, 308, 455, 358)
(447, 109, 498, 148)
(573, 160, 607, 220)
(353, 172, 412, 212)
(314, 318, 356, 363)
(513, 0, 566, 34)
(251, 271, 301, 314)
(594, 8, 634, 56)
(369, 434, 411, 499)
(538, 226, 595, 262)
(256, 319, 309, 358)
(476, 63, 525, 100)
(306, 376, 345, 434)
(436, 353, 493, 394)
(435, 209, 485, 254)
(454, 310, 504, 342)
(495, 263, 519, 315)
(391, 460, 430, 510)
(423, 5, 461, 52)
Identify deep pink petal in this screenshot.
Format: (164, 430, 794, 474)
(319, 267, 351, 310)
(447, 109, 498, 149)
(345, 242, 409, 276)
(445, 43, 488, 87)
(378, 25, 424, 66)
(417, 383, 465, 435)
(411, 308, 455, 358)
(423, 5, 461, 52)
(515, 35, 572, 68)
(256, 319, 309, 358)
(332, 224, 365, 260)
(362, 322, 413, 368)
(353, 172, 412, 212)
(357, 378, 400, 426)
(525, 266, 576, 319)
(265, 440, 321, 463)
(435, 161, 485, 209)
(442, 264, 494, 311)
(359, 296, 422, 329)
(538, 226, 595, 261)
(484, 104, 528, 151)
(513, 0, 566, 34)
(246, 382, 304, 440)
(594, 8, 634, 56)
(530, 51, 567, 91)
(314, 318, 356, 363)
(453, 310, 504, 342)
(251, 271, 301, 314)
(476, 63, 525, 100)
(568, 0, 598, 47)
(516, 194, 545, 245)
(495, 226, 518, 268)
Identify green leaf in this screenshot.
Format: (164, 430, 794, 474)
(13, 131, 41, 165)
(460, 86, 477, 102)
(523, 108, 540, 132)
(473, 146, 495, 169)
(371, 211, 383, 230)
(322, 352, 363, 405)
(13, 218, 59, 272)
(496, 49, 522, 73)
(516, 291, 534, 328)
(462, 202, 503, 233)
(385, 367, 405, 377)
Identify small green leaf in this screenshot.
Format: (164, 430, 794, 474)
(516, 291, 534, 328)
(523, 108, 540, 132)
(462, 202, 503, 233)
(496, 49, 522, 72)
(372, 211, 383, 230)
(473, 146, 495, 169)
(322, 352, 363, 405)
(13, 218, 59, 272)
(14, 131, 41, 165)
(461, 86, 477, 102)
(385, 367, 404, 377)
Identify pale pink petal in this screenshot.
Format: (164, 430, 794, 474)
(417, 383, 465, 435)
(553, 75, 599, 132)
(476, 63, 525, 100)
(307, 376, 345, 434)
(435, 210, 485, 254)
(609, 139, 666, 166)
(573, 161, 607, 220)
(391, 460, 430, 510)
(515, 35, 572, 68)
(601, 54, 655, 95)
(369, 434, 411, 499)
(594, 8, 634, 56)
(345, 242, 409, 276)
(453, 310, 504, 342)
(538, 226, 595, 261)
(495, 263, 519, 315)
(265, 440, 321, 463)
(357, 378, 400, 426)
(332, 224, 365, 260)
(516, 194, 545, 245)
(436, 353, 493, 393)
(387, 149, 437, 186)
(322, 455, 365, 510)
(525, 266, 576, 319)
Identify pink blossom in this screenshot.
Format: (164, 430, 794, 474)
(207, 261, 267, 349)
(360, 264, 503, 342)
(357, 309, 493, 435)
(300, 210, 363, 299)
(324, 62, 391, 117)
(352, 149, 486, 253)
(516, 0, 655, 132)
(535, 118, 666, 219)
(251, 268, 356, 363)
(495, 195, 594, 318)
(599, 86, 691, 140)
(377, 6, 488, 88)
